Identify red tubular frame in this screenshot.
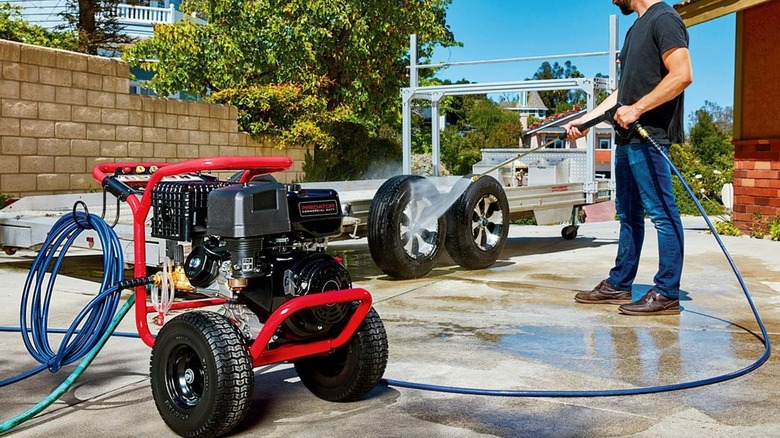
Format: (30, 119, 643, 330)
(249, 288, 372, 366)
(92, 157, 374, 365)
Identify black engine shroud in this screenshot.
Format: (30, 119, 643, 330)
(150, 179, 349, 339)
(151, 180, 343, 242)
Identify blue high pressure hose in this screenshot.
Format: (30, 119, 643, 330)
(0, 207, 126, 388)
(0, 203, 158, 433)
(381, 122, 771, 396)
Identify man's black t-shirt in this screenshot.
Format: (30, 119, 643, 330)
(618, 2, 689, 145)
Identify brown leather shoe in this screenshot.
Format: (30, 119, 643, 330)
(575, 279, 633, 304)
(618, 290, 680, 315)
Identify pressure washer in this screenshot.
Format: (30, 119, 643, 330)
(1, 157, 389, 436)
(0, 113, 771, 436)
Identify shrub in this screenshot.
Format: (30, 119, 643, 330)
(511, 216, 537, 226)
(0, 193, 12, 208)
(210, 84, 403, 181)
(767, 216, 780, 241)
(302, 121, 401, 182)
(749, 213, 766, 239)
(208, 84, 351, 150)
(668, 143, 730, 216)
(411, 154, 451, 177)
(715, 219, 741, 237)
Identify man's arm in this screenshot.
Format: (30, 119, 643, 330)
(614, 46, 693, 129)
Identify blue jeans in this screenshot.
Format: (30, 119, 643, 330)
(607, 143, 684, 299)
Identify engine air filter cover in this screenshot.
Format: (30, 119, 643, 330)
(206, 182, 291, 238)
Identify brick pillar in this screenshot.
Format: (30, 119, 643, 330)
(731, 138, 780, 233)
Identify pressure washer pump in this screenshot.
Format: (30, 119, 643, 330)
(133, 160, 389, 437)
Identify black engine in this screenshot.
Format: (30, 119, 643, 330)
(150, 179, 350, 340)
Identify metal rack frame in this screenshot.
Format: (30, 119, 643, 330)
(401, 15, 620, 203)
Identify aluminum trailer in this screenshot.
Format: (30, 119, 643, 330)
(297, 147, 611, 280)
(0, 156, 614, 281)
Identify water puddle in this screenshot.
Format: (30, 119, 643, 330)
(495, 320, 763, 387)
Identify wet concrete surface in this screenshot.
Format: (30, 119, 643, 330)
(1, 217, 778, 437)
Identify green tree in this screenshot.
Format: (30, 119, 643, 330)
(530, 60, 586, 113)
(411, 90, 522, 175)
(123, 0, 457, 181)
(669, 101, 734, 215)
(688, 100, 733, 166)
(123, 0, 457, 127)
(464, 98, 523, 146)
(0, 4, 77, 50)
(59, 0, 133, 55)
(439, 127, 481, 175)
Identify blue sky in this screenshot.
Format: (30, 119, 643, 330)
(431, 0, 736, 125)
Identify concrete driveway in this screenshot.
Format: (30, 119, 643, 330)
(1, 217, 778, 437)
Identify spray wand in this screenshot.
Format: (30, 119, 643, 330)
(478, 105, 620, 177)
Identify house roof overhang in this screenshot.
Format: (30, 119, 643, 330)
(675, 0, 774, 26)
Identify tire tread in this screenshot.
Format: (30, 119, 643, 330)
(151, 311, 253, 438)
(295, 308, 388, 402)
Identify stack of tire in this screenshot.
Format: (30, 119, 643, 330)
(368, 174, 509, 279)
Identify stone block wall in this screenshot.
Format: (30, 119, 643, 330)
(0, 39, 307, 197)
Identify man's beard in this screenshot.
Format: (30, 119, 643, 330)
(614, 0, 634, 15)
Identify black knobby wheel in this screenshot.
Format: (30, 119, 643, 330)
(561, 225, 579, 240)
(151, 311, 254, 438)
(445, 175, 509, 269)
(294, 307, 388, 402)
(368, 175, 445, 279)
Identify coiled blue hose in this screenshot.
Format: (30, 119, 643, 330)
(382, 124, 771, 396)
(0, 209, 125, 388)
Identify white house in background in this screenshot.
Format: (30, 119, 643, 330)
(6, 0, 186, 38)
(498, 90, 548, 129)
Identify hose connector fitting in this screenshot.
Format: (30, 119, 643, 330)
(116, 276, 156, 290)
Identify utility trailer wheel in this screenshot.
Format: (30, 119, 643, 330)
(294, 307, 388, 402)
(368, 175, 445, 279)
(561, 225, 579, 240)
(445, 175, 509, 269)
(151, 311, 254, 438)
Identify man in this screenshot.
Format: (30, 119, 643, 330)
(564, 0, 693, 315)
